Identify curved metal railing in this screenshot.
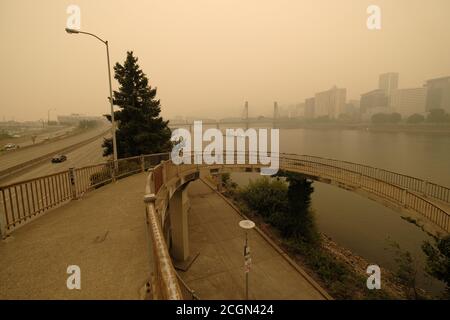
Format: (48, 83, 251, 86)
(281, 153, 450, 204)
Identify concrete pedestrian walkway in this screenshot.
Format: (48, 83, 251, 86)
(0, 173, 151, 299)
(180, 179, 328, 300)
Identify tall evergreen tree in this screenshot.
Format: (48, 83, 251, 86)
(102, 51, 172, 158)
(282, 172, 320, 245)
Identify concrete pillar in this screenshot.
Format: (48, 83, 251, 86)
(169, 185, 190, 262)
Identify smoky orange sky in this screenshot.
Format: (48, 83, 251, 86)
(1, 0, 450, 121)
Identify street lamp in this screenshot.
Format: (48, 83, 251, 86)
(239, 219, 255, 300)
(65, 27, 118, 165)
(47, 108, 55, 125)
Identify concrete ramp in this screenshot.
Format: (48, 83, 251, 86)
(0, 173, 150, 299)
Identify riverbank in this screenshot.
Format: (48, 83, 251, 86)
(277, 123, 450, 134)
(236, 203, 408, 299)
(216, 177, 429, 300)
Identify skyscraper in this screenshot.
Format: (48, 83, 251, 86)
(314, 86, 347, 119)
(424, 76, 450, 112)
(379, 72, 399, 96)
(304, 97, 315, 119)
(389, 88, 427, 116)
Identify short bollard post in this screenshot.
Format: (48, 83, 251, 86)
(69, 167, 77, 200)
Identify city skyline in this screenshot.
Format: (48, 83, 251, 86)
(2, 72, 450, 122)
(1, 0, 450, 121)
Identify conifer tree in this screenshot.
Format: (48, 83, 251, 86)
(102, 51, 172, 158)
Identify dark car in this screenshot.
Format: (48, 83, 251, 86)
(51, 154, 67, 163)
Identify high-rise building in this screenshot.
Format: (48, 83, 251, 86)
(424, 76, 450, 112)
(314, 86, 347, 119)
(343, 100, 360, 117)
(360, 89, 389, 113)
(360, 89, 391, 120)
(286, 103, 304, 118)
(389, 88, 427, 116)
(304, 97, 315, 119)
(379, 72, 399, 96)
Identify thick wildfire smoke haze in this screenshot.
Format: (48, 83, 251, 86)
(1, 0, 450, 121)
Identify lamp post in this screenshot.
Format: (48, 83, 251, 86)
(239, 219, 255, 300)
(47, 108, 54, 125)
(65, 28, 118, 165)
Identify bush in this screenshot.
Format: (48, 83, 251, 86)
(426, 109, 450, 123)
(238, 173, 320, 245)
(371, 112, 402, 124)
(78, 120, 99, 129)
(238, 177, 288, 219)
(407, 114, 425, 124)
(422, 235, 450, 298)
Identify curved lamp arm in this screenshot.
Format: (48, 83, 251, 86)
(65, 28, 107, 45)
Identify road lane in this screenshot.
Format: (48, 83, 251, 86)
(0, 126, 74, 149)
(0, 122, 110, 173)
(1, 133, 110, 186)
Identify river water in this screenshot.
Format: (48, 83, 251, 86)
(228, 128, 450, 295)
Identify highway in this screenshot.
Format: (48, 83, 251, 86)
(0, 132, 110, 185)
(0, 126, 76, 149)
(0, 122, 110, 176)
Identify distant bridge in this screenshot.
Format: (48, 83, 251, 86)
(168, 101, 296, 130)
(1, 152, 449, 299)
(168, 119, 295, 130)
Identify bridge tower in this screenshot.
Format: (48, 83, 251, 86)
(243, 101, 249, 129)
(273, 101, 279, 128)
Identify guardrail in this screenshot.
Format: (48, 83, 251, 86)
(0, 153, 169, 236)
(280, 156, 449, 233)
(284, 154, 450, 204)
(0, 171, 73, 232)
(143, 164, 183, 300)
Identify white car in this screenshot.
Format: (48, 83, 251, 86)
(2, 143, 19, 151)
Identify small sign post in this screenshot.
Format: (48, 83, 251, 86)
(239, 219, 255, 300)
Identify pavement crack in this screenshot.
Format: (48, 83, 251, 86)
(93, 230, 109, 243)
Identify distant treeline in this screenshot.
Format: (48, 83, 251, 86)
(77, 120, 100, 129)
(371, 108, 450, 124)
